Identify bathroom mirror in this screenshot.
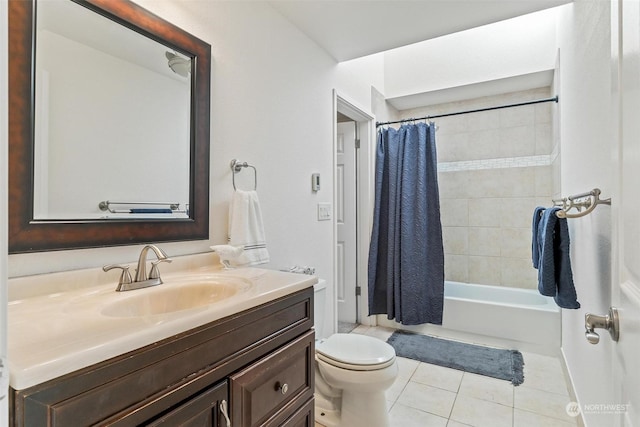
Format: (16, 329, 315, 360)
(8, 0, 211, 253)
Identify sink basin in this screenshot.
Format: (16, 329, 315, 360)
(101, 278, 252, 317)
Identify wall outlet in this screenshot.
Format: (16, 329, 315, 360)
(317, 203, 332, 221)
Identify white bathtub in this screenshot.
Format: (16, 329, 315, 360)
(378, 281, 561, 355)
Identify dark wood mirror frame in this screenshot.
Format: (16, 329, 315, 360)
(8, 0, 211, 253)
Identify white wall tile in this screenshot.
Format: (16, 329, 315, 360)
(500, 104, 535, 128)
(469, 256, 501, 285)
(442, 227, 469, 255)
(501, 257, 538, 289)
(500, 228, 531, 259)
(445, 254, 469, 283)
(440, 198, 469, 227)
(535, 100, 553, 124)
(469, 198, 502, 227)
(500, 125, 536, 157)
(467, 129, 502, 160)
(499, 197, 537, 228)
(469, 228, 502, 256)
(467, 110, 502, 131)
(535, 122, 552, 154)
(438, 172, 470, 199)
(535, 166, 553, 197)
(437, 132, 470, 163)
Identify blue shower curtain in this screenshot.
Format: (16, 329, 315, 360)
(367, 122, 444, 325)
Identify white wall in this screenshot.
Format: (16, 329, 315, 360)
(383, 8, 558, 99)
(556, 1, 614, 426)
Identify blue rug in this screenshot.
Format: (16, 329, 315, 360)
(387, 330, 524, 385)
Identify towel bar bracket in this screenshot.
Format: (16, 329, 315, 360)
(98, 201, 183, 214)
(553, 188, 611, 218)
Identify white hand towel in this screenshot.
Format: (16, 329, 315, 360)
(228, 190, 270, 266)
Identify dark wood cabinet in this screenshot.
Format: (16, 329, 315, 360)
(145, 380, 229, 427)
(230, 331, 314, 427)
(9, 288, 314, 427)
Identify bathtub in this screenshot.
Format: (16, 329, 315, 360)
(378, 281, 561, 354)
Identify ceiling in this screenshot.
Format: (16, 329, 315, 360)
(268, 0, 572, 62)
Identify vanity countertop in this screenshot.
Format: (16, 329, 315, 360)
(8, 262, 316, 391)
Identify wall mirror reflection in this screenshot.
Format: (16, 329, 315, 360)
(34, 0, 191, 220)
(8, 0, 211, 253)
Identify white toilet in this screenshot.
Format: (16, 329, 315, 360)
(314, 280, 398, 427)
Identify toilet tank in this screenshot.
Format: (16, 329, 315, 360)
(313, 279, 327, 339)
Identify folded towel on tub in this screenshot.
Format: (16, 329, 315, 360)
(532, 206, 580, 309)
(228, 190, 270, 267)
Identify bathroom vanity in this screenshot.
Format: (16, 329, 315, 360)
(8, 261, 316, 426)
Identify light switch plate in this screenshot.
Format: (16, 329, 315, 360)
(317, 203, 332, 221)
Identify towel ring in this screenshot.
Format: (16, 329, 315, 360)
(230, 159, 257, 191)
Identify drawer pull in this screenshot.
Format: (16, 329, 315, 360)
(220, 399, 231, 427)
(275, 382, 289, 395)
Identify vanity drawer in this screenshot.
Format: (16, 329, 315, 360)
(230, 330, 314, 427)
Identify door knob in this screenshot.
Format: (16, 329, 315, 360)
(585, 307, 619, 344)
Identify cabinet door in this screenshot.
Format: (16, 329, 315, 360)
(280, 398, 314, 427)
(230, 331, 314, 427)
(145, 381, 229, 427)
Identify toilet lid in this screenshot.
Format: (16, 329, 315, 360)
(316, 334, 396, 368)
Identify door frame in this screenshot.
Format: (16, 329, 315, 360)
(333, 90, 375, 332)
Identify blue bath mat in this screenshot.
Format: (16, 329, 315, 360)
(387, 330, 524, 385)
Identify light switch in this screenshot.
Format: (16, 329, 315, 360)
(318, 203, 332, 221)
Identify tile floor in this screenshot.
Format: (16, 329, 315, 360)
(315, 325, 579, 427)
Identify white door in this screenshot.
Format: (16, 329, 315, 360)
(336, 121, 357, 323)
(613, 1, 640, 424)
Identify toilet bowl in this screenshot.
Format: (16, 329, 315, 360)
(313, 281, 398, 427)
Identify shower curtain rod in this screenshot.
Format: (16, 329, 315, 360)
(375, 95, 559, 127)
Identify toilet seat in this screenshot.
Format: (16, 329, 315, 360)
(316, 333, 396, 371)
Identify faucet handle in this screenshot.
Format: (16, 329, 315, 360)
(103, 264, 133, 290)
(149, 258, 172, 280)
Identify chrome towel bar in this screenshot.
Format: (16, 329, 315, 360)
(552, 188, 611, 218)
(98, 201, 184, 214)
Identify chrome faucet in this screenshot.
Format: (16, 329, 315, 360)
(103, 244, 172, 291)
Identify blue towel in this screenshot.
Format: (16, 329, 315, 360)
(532, 207, 580, 309)
(130, 208, 173, 214)
(531, 206, 546, 269)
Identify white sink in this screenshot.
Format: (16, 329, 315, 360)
(101, 277, 253, 317)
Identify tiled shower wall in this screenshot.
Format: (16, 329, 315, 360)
(398, 87, 555, 289)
